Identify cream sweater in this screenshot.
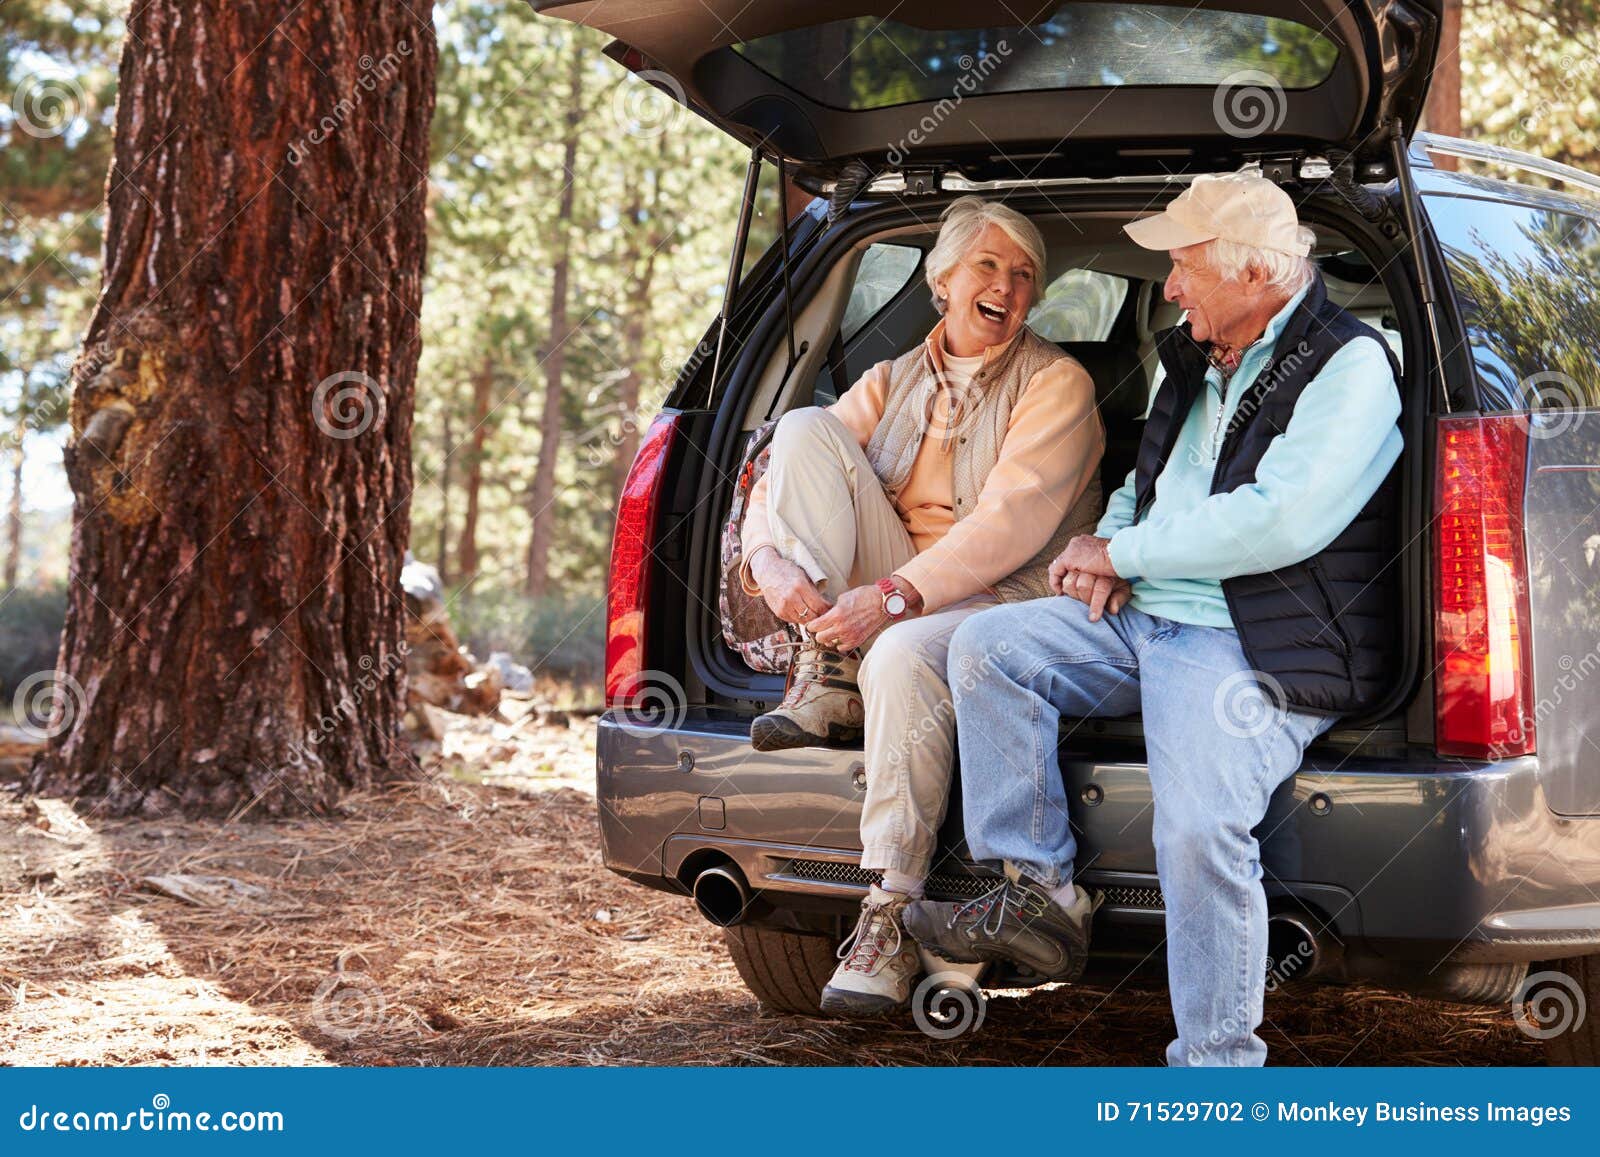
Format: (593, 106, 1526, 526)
(742, 320, 1104, 613)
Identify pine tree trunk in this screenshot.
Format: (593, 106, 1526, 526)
(456, 356, 492, 581)
(4, 410, 25, 589)
(436, 409, 452, 584)
(28, 3, 437, 817)
(524, 39, 584, 598)
(1425, 0, 1461, 170)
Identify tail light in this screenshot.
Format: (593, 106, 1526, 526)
(1434, 415, 1535, 758)
(606, 413, 680, 706)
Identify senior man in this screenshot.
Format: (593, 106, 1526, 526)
(904, 172, 1403, 1066)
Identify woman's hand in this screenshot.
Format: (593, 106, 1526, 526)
(807, 585, 892, 653)
(751, 549, 833, 625)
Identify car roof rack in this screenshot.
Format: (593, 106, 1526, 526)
(1412, 133, 1600, 201)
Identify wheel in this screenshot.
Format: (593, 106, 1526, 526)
(722, 925, 839, 1016)
(1529, 956, 1597, 1066)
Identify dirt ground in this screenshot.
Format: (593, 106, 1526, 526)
(1, 711, 1544, 1067)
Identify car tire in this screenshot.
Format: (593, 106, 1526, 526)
(1533, 955, 1597, 1066)
(722, 925, 838, 1016)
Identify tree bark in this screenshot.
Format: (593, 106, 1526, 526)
(436, 408, 452, 584)
(1425, 0, 1462, 169)
(524, 37, 584, 598)
(28, 3, 437, 817)
(456, 355, 493, 581)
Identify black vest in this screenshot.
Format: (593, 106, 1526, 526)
(1134, 275, 1402, 717)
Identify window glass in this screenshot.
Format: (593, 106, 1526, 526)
(1427, 195, 1600, 411)
(1027, 268, 1128, 342)
(840, 243, 923, 343)
(732, 4, 1340, 112)
(738, 163, 786, 284)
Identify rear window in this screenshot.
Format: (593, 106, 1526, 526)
(731, 3, 1341, 112)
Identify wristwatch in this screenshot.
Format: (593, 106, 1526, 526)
(876, 577, 910, 620)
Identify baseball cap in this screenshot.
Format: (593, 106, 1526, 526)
(1123, 172, 1311, 257)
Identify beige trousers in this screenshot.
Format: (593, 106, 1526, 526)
(763, 407, 998, 880)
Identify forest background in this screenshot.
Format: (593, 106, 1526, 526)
(3, 0, 1596, 704)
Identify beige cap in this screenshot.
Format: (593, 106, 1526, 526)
(1124, 172, 1311, 257)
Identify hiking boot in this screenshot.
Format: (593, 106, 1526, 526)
(903, 871, 1101, 982)
(749, 640, 863, 751)
(820, 885, 921, 1017)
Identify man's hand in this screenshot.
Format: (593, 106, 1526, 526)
(1048, 535, 1119, 587)
(1049, 535, 1128, 622)
(750, 549, 833, 626)
(1059, 571, 1133, 622)
(808, 584, 898, 653)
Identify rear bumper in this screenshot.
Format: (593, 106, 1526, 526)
(596, 710, 1600, 970)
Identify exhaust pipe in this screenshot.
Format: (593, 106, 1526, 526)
(693, 866, 763, 927)
(1266, 911, 1338, 982)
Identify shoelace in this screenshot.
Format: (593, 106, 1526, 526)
(837, 900, 903, 974)
(775, 637, 854, 694)
(947, 878, 1050, 937)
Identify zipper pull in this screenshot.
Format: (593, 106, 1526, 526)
(1210, 390, 1228, 460)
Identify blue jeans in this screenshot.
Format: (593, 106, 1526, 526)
(948, 597, 1335, 1067)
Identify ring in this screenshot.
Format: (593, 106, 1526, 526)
(799, 608, 810, 618)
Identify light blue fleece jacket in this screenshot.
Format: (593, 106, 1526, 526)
(1096, 285, 1403, 628)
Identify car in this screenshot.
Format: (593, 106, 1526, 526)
(531, 0, 1600, 1063)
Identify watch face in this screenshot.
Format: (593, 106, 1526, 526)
(884, 591, 907, 616)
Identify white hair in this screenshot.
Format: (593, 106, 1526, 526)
(1205, 229, 1317, 294)
(924, 196, 1047, 314)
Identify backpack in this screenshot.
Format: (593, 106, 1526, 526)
(717, 419, 795, 673)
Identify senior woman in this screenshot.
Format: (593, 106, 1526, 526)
(736, 196, 1106, 1017)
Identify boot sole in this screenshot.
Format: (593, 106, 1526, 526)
(819, 985, 909, 1019)
(921, 941, 1085, 981)
(915, 941, 990, 966)
(749, 715, 862, 752)
(907, 915, 1096, 979)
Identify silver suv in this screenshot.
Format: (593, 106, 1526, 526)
(533, 0, 1600, 1063)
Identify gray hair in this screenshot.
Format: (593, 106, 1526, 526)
(1205, 229, 1317, 294)
(925, 196, 1047, 315)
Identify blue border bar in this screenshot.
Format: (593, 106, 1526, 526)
(3, 1067, 1593, 1152)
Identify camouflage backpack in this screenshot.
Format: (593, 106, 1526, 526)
(718, 419, 795, 673)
